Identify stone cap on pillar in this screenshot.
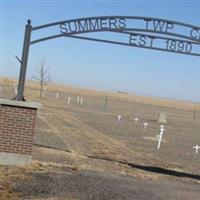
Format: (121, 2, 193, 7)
(0, 98, 41, 110)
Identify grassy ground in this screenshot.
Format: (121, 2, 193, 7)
(0, 78, 200, 199)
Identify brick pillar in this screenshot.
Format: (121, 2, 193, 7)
(0, 99, 40, 166)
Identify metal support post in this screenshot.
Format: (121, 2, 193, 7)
(15, 19, 32, 101)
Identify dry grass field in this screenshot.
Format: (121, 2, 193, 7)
(0, 77, 200, 200)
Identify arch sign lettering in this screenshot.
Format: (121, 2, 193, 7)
(15, 16, 200, 101)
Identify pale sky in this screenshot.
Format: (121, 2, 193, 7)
(1, 0, 200, 102)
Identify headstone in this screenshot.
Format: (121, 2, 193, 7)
(134, 117, 138, 123)
(158, 112, 167, 123)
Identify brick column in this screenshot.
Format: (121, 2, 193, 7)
(0, 99, 40, 166)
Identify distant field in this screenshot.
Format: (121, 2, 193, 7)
(1, 77, 200, 111)
(1, 77, 200, 200)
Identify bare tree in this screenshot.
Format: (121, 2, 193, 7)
(33, 58, 51, 98)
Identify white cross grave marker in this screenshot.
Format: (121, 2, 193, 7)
(56, 92, 59, 99)
(143, 123, 148, 128)
(160, 125, 164, 129)
(157, 125, 165, 149)
(118, 115, 122, 121)
(193, 145, 200, 154)
(80, 98, 83, 105)
(68, 96, 71, 104)
(134, 117, 138, 123)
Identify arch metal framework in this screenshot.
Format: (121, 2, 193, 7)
(15, 16, 200, 101)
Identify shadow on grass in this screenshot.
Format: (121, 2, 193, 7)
(120, 161, 200, 181)
(86, 155, 200, 181)
(34, 143, 200, 182)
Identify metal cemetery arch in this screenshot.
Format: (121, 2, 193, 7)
(15, 16, 200, 101)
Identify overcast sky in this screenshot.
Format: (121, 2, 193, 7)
(1, 0, 200, 102)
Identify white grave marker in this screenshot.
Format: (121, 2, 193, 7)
(118, 115, 122, 121)
(77, 96, 80, 104)
(156, 134, 160, 141)
(193, 145, 200, 154)
(56, 92, 59, 99)
(157, 125, 165, 149)
(134, 117, 138, 123)
(143, 123, 148, 128)
(68, 96, 71, 104)
(80, 98, 83, 105)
